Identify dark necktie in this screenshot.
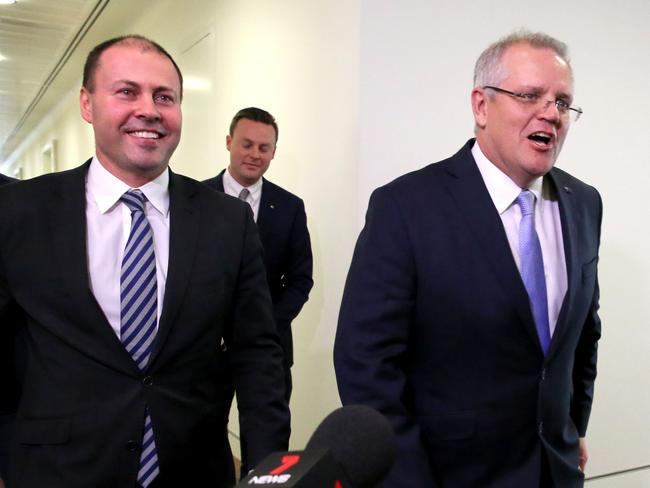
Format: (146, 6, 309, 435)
(516, 190, 551, 355)
(120, 189, 160, 486)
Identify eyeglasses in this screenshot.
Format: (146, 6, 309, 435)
(483, 86, 583, 122)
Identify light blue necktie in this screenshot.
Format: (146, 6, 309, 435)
(120, 189, 160, 487)
(516, 190, 551, 355)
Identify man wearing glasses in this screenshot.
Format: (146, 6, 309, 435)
(335, 31, 601, 488)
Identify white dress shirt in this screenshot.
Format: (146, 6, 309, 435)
(472, 142, 567, 335)
(223, 167, 263, 222)
(86, 157, 170, 338)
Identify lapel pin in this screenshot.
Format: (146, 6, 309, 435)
(563, 186, 571, 193)
(270, 204, 275, 209)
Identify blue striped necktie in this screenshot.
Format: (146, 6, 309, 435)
(516, 189, 551, 355)
(120, 189, 160, 487)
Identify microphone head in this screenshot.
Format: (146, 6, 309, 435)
(305, 405, 396, 487)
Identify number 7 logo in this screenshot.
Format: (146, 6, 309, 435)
(269, 454, 300, 475)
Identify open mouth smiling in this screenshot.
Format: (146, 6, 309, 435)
(128, 130, 162, 139)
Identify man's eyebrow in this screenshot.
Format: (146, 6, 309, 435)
(111, 80, 177, 94)
(242, 137, 254, 144)
(113, 79, 139, 87)
(515, 85, 544, 93)
(516, 85, 573, 101)
(154, 84, 177, 93)
(152, 86, 179, 99)
(555, 91, 573, 102)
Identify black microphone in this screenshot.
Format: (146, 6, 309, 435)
(237, 405, 396, 487)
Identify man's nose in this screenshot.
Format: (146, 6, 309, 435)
(538, 99, 561, 123)
(136, 96, 162, 121)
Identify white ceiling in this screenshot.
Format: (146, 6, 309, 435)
(0, 0, 120, 163)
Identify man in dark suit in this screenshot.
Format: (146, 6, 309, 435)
(0, 174, 18, 488)
(335, 31, 601, 488)
(0, 36, 289, 488)
(204, 107, 313, 472)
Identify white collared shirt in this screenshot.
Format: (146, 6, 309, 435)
(472, 142, 567, 335)
(223, 167, 263, 222)
(86, 157, 170, 338)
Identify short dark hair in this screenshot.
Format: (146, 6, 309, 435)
(82, 34, 184, 100)
(229, 107, 278, 143)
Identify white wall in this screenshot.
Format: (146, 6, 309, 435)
(358, 0, 650, 481)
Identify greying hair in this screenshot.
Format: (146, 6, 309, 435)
(473, 30, 571, 88)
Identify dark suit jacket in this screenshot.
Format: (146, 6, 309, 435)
(203, 171, 313, 367)
(0, 174, 15, 185)
(0, 162, 290, 488)
(334, 140, 602, 488)
(0, 173, 20, 482)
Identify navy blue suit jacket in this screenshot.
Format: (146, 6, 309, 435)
(0, 174, 19, 406)
(0, 173, 20, 483)
(0, 174, 15, 185)
(0, 163, 290, 488)
(203, 171, 313, 366)
(335, 140, 601, 488)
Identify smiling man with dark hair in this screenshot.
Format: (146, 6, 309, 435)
(0, 36, 289, 488)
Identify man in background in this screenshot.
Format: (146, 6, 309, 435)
(0, 36, 289, 488)
(335, 31, 601, 488)
(204, 107, 313, 472)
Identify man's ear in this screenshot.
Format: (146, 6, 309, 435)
(471, 88, 488, 129)
(226, 134, 233, 152)
(80, 88, 93, 124)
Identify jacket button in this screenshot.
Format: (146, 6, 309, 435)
(142, 376, 154, 387)
(538, 422, 544, 435)
(541, 368, 546, 380)
(125, 440, 139, 452)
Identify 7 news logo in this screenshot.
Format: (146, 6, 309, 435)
(243, 450, 345, 487)
(247, 455, 298, 485)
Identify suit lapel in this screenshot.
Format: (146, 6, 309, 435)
(49, 164, 93, 303)
(48, 162, 137, 372)
(150, 172, 200, 365)
(218, 171, 273, 247)
(256, 178, 274, 244)
(212, 172, 225, 192)
(443, 142, 543, 351)
(545, 170, 580, 357)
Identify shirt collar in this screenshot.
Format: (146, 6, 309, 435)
(224, 167, 263, 201)
(87, 156, 170, 216)
(471, 141, 543, 214)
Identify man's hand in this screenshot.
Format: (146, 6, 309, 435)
(579, 437, 588, 472)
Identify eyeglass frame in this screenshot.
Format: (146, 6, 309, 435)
(482, 85, 583, 122)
